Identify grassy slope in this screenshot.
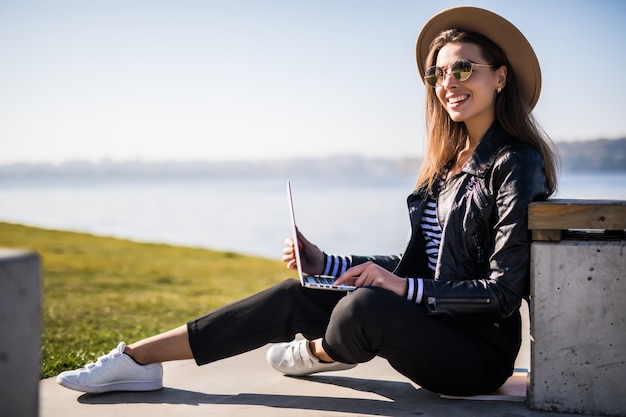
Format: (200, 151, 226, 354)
(0, 222, 287, 379)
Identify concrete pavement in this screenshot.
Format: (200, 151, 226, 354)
(40, 341, 585, 417)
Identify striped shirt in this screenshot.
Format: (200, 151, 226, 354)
(421, 194, 442, 273)
(322, 253, 351, 277)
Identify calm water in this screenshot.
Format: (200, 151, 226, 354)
(1, 172, 624, 259)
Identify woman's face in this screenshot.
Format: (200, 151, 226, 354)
(434, 42, 506, 135)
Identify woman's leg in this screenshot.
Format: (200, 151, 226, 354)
(187, 278, 344, 365)
(122, 278, 343, 366)
(57, 278, 343, 393)
(124, 324, 193, 364)
(320, 286, 520, 396)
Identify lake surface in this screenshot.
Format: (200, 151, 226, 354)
(1, 172, 624, 259)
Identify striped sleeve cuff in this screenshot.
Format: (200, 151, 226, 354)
(406, 277, 424, 304)
(322, 253, 352, 277)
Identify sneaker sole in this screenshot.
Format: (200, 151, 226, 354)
(281, 362, 357, 376)
(57, 376, 162, 394)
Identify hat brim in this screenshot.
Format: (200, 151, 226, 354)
(416, 6, 541, 110)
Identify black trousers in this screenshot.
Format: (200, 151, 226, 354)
(187, 278, 521, 396)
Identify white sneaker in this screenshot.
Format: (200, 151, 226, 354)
(56, 342, 163, 393)
(266, 339, 356, 376)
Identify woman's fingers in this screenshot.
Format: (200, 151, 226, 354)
(282, 237, 296, 269)
(335, 262, 407, 296)
(334, 263, 366, 286)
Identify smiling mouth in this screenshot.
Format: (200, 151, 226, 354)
(448, 95, 469, 105)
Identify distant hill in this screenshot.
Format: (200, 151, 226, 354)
(556, 138, 626, 171)
(0, 138, 624, 178)
(0, 155, 422, 180)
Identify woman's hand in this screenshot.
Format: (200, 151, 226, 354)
(334, 261, 407, 297)
(282, 229, 325, 276)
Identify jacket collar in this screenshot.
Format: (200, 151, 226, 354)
(463, 122, 513, 178)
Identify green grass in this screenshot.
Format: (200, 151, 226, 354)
(0, 222, 287, 379)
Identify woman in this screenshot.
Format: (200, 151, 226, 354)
(57, 6, 557, 397)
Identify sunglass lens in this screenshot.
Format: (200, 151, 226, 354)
(451, 59, 473, 82)
(424, 66, 440, 87)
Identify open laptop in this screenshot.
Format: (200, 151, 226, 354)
(287, 181, 356, 292)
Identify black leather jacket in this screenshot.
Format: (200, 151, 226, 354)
(353, 122, 548, 318)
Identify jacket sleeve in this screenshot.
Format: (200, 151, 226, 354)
(421, 149, 548, 318)
(351, 254, 402, 272)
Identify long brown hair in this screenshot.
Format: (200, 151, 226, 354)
(415, 29, 558, 195)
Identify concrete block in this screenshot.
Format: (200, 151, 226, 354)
(529, 240, 626, 416)
(0, 249, 41, 417)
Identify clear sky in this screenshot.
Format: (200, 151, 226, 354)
(1, 0, 624, 164)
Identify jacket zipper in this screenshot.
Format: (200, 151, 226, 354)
(427, 296, 491, 313)
(471, 233, 484, 263)
(427, 297, 491, 305)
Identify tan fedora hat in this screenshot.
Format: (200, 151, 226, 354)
(416, 6, 541, 110)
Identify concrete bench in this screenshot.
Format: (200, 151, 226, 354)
(0, 249, 41, 417)
(528, 200, 626, 416)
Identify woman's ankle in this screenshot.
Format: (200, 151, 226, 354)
(123, 346, 147, 365)
(308, 339, 334, 363)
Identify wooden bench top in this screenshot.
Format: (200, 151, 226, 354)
(528, 199, 626, 241)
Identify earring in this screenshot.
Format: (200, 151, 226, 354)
(496, 87, 502, 94)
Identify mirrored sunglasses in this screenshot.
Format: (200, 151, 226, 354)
(424, 59, 494, 87)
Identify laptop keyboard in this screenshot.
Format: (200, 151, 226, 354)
(313, 276, 337, 285)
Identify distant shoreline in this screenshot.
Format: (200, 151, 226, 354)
(1, 138, 625, 176)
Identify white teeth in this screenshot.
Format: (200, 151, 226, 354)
(449, 95, 468, 104)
